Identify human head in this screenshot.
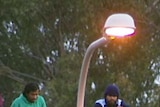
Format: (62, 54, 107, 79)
(104, 84, 120, 97)
(104, 84, 120, 106)
(23, 82, 40, 103)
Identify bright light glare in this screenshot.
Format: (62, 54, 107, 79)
(105, 27, 135, 37)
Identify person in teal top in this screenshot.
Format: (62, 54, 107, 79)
(10, 82, 47, 107)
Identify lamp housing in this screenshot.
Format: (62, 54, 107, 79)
(104, 13, 136, 37)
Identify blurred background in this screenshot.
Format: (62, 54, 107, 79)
(0, 0, 159, 107)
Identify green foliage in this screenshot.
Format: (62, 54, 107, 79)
(46, 54, 81, 107)
(0, 0, 160, 107)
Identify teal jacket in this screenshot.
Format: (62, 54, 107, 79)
(10, 94, 47, 107)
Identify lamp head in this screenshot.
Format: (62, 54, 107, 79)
(104, 13, 136, 37)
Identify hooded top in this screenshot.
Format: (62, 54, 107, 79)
(10, 94, 47, 107)
(94, 84, 130, 107)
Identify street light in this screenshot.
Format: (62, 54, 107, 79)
(76, 13, 136, 107)
(104, 13, 135, 37)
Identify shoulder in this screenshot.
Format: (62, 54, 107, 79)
(37, 95, 45, 101)
(95, 99, 105, 107)
(96, 99, 105, 103)
(94, 103, 103, 107)
(11, 95, 23, 107)
(13, 95, 23, 103)
(37, 95, 47, 105)
(120, 99, 130, 107)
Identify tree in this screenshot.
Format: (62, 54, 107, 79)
(0, 0, 159, 107)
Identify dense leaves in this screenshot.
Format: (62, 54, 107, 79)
(0, 0, 160, 107)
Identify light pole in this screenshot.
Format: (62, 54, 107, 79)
(76, 13, 136, 107)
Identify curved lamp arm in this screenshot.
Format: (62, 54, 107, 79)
(76, 13, 136, 107)
(76, 37, 109, 107)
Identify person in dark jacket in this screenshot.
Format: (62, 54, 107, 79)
(94, 84, 129, 107)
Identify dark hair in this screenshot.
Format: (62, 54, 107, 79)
(23, 82, 39, 96)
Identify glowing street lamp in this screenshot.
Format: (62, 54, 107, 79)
(104, 13, 135, 37)
(76, 13, 136, 107)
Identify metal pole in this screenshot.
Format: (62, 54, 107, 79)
(76, 37, 109, 107)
